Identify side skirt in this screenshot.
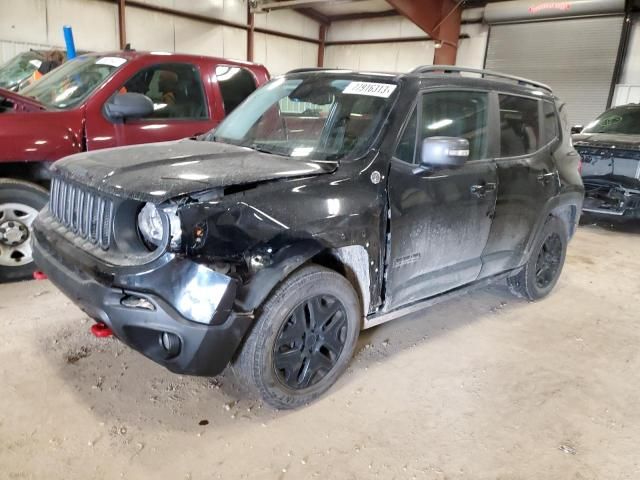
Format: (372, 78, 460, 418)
(363, 270, 516, 329)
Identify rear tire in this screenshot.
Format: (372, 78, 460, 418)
(507, 216, 567, 301)
(0, 179, 49, 283)
(232, 265, 360, 409)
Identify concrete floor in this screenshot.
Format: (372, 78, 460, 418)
(1, 223, 639, 479)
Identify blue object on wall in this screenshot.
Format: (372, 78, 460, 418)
(63, 26, 77, 59)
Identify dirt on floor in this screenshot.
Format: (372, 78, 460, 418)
(1, 223, 640, 480)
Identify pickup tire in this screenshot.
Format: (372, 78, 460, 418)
(0, 179, 49, 283)
(232, 265, 360, 409)
(507, 216, 568, 301)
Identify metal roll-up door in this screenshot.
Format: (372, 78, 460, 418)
(485, 16, 624, 125)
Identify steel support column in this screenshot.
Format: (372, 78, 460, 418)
(118, 0, 126, 49)
(247, 7, 255, 62)
(318, 24, 327, 67)
(387, 0, 462, 65)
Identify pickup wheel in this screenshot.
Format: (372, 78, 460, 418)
(232, 265, 360, 409)
(507, 216, 567, 301)
(0, 179, 49, 283)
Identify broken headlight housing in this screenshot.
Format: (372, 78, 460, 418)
(138, 203, 182, 250)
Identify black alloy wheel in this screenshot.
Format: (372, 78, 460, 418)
(534, 233, 563, 289)
(273, 295, 348, 390)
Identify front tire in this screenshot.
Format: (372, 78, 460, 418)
(507, 216, 568, 301)
(0, 179, 49, 283)
(233, 265, 361, 409)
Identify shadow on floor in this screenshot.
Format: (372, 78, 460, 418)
(40, 280, 522, 433)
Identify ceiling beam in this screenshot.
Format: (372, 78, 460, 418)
(328, 9, 398, 21)
(386, 0, 463, 65)
(294, 7, 331, 24)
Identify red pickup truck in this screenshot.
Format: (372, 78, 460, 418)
(0, 51, 269, 281)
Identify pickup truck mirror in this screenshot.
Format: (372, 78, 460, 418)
(104, 93, 154, 121)
(420, 137, 469, 169)
(571, 125, 584, 134)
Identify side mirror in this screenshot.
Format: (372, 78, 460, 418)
(420, 136, 469, 169)
(571, 125, 584, 134)
(104, 92, 154, 121)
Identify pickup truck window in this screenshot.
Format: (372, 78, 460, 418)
(421, 91, 489, 161)
(120, 63, 207, 119)
(215, 66, 257, 115)
(212, 76, 398, 161)
(499, 94, 540, 157)
(20, 55, 127, 109)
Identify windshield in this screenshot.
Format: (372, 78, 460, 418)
(210, 76, 399, 160)
(20, 55, 127, 109)
(582, 106, 640, 135)
(0, 51, 43, 90)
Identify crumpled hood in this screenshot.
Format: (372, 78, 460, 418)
(573, 133, 640, 151)
(52, 139, 337, 202)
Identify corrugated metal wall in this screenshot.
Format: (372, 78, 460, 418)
(485, 16, 624, 125)
(324, 19, 488, 72)
(613, 15, 640, 106)
(0, 0, 320, 75)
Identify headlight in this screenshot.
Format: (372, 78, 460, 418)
(138, 203, 164, 248)
(138, 203, 182, 250)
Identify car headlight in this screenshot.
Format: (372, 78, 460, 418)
(138, 203, 182, 250)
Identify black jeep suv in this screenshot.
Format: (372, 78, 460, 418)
(32, 66, 584, 408)
(573, 104, 640, 219)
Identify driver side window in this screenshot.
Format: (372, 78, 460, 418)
(420, 91, 489, 161)
(118, 63, 207, 120)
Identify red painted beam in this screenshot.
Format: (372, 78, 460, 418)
(317, 24, 326, 67)
(386, 0, 462, 65)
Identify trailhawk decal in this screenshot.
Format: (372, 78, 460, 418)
(343, 82, 397, 98)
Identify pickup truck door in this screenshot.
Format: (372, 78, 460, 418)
(385, 90, 498, 310)
(85, 61, 222, 150)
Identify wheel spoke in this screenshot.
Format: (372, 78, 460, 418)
(297, 357, 315, 388)
(274, 350, 303, 382)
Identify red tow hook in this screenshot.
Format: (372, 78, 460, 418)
(33, 271, 48, 280)
(91, 322, 113, 338)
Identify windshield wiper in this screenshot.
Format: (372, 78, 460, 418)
(247, 143, 280, 156)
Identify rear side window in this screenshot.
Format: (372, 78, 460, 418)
(421, 91, 489, 161)
(216, 66, 257, 115)
(542, 101, 559, 145)
(499, 95, 540, 157)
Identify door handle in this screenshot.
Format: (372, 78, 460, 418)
(537, 172, 555, 183)
(470, 182, 496, 197)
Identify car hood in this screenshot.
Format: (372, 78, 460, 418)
(52, 139, 338, 202)
(573, 132, 640, 151)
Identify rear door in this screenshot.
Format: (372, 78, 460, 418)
(385, 89, 498, 309)
(86, 61, 217, 149)
(480, 95, 560, 277)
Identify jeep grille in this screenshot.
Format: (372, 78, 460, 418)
(49, 177, 113, 250)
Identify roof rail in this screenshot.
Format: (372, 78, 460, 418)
(411, 65, 552, 93)
(286, 67, 349, 74)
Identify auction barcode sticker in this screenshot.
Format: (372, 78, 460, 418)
(343, 82, 397, 98)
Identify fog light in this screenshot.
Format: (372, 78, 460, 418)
(121, 295, 155, 311)
(159, 332, 181, 358)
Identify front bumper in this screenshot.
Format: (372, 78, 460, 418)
(32, 224, 252, 377)
(582, 180, 640, 219)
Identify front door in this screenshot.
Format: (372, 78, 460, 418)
(385, 90, 498, 310)
(86, 62, 217, 150)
